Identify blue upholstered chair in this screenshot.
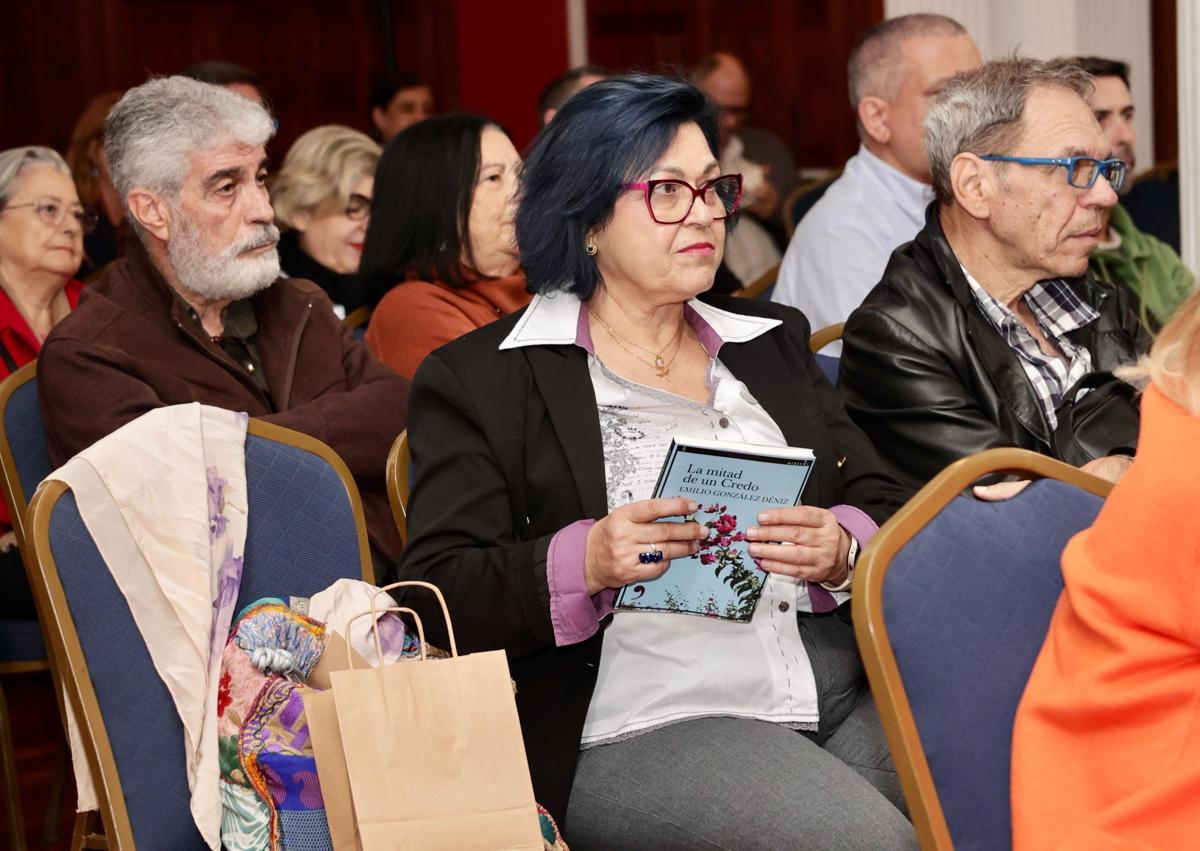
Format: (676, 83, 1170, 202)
(26, 419, 374, 849)
(782, 171, 840, 239)
(853, 448, 1112, 850)
(808, 322, 843, 384)
(342, 305, 372, 342)
(0, 363, 54, 851)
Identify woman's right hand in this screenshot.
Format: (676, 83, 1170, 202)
(583, 497, 707, 595)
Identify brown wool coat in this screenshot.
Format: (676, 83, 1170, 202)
(38, 241, 409, 561)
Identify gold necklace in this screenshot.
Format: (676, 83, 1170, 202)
(586, 306, 686, 378)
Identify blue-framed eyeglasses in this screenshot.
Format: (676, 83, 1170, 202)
(979, 155, 1127, 192)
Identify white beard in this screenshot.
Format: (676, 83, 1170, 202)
(167, 208, 281, 302)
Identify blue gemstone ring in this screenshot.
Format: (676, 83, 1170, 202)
(638, 549, 664, 564)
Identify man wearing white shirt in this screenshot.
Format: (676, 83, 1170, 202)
(773, 14, 980, 347)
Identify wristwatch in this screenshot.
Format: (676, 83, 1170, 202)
(820, 535, 859, 592)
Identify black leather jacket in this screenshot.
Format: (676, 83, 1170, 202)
(839, 203, 1151, 493)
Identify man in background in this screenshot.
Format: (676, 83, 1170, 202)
(181, 60, 267, 105)
(370, 72, 435, 141)
(538, 65, 606, 126)
(1074, 56, 1194, 332)
(693, 51, 798, 287)
(773, 14, 980, 346)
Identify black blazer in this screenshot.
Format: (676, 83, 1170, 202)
(395, 293, 908, 825)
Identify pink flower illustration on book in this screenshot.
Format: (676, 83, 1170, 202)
(689, 504, 763, 619)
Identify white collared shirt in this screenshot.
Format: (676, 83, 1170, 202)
(501, 293, 829, 745)
(773, 145, 935, 354)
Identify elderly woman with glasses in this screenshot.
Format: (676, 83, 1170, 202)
(0, 145, 89, 613)
(270, 125, 381, 316)
(396, 76, 915, 849)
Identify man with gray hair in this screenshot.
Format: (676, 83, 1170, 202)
(773, 14, 979, 348)
(838, 57, 1149, 494)
(39, 75, 408, 561)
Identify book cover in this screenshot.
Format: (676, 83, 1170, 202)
(613, 437, 815, 622)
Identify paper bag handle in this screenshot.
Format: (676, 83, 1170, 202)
(367, 580, 459, 658)
(343, 606, 429, 669)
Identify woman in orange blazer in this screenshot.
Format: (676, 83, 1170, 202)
(1011, 289, 1200, 850)
(356, 115, 530, 380)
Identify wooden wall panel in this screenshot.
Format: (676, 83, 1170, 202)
(0, 0, 454, 158)
(586, 0, 883, 168)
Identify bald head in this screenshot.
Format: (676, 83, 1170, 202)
(849, 14, 969, 107)
(693, 51, 752, 149)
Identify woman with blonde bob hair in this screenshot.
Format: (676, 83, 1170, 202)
(1012, 289, 1200, 849)
(271, 125, 380, 314)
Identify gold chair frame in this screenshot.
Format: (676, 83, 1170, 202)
(808, 322, 844, 354)
(782, 171, 841, 239)
(852, 447, 1113, 850)
(25, 419, 373, 849)
(385, 429, 410, 546)
(342, 305, 372, 332)
(730, 262, 779, 300)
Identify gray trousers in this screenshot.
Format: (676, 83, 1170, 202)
(565, 613, 917, 850)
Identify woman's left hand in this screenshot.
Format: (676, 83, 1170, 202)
(745, 506, 850, 585)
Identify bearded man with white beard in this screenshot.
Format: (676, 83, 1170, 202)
(39, 76, 409, 562)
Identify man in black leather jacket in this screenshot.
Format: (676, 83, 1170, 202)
(839, 57, 1151, 494)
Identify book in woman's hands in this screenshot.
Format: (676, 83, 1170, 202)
(613, 436, 815, 622)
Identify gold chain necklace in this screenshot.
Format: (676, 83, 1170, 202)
(586, 306, 686, 378)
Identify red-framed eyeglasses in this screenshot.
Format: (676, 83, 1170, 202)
(622, 173, 743, 224)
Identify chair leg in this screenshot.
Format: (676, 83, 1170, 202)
(71, 810, 106, 850)
(44, 736, 69, 844)
(0, 684, 28, 851)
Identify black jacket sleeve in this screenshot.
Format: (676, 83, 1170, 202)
(395, 351, 557, 659)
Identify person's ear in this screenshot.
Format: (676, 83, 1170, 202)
(950, 153, 992, 220)
(858, 96, 891, 145)
(541, 107, 557, 127)
(371, 107, 387, 137)
(126, 189, 171, 242)
(291, 208, 312, 233)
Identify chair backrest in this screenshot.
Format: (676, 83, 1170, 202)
(783, 172, 839, 239)
(0, 363, 50, 551)
(730, 263, 779, 300)
(854, 448, 1112, 851)
(343, 305, 372, 341)
(808, 322, 843, 384)
(26, 418, 373, 849)
(385, 429, 410, 545)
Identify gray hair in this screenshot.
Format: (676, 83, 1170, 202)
(923, 57, 1094, 204)
(0, 147, 71, 209)
(848, 14, 967, 108)
(105, 75, 275, 208)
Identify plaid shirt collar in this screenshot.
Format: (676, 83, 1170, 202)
(961, 267, 1100, 427)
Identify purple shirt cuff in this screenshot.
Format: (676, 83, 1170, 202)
(546, 519, 615, 646)
(829, 504, 879, 547)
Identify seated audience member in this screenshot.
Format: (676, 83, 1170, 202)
(538, 65, 607, 126)
(65, 91, 126, 275)
(369, 72, 434, 141)
(691, 52, 790, 289)
(693, 51, 799, 237)
(1011, 289, 1200, 850)
(38, 76, 408, 563)
(181, 59, 267, 105)
(359, 115, 528, 380)
(1074, 56, 1194, 332)
(0, 146, 88, 617)
(271, 125, 381, 316)
(397, 75, 915, 847)
(773, 15, 980, 347)
(839, 58, 1150, 493)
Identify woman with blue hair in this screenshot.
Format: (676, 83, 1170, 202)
(396, 74, 915, 849)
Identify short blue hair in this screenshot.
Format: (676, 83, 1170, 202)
(516, 74, 720, 299)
